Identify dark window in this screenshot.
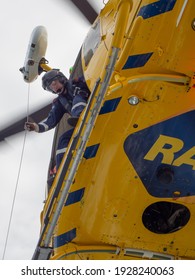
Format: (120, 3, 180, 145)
(83, 20, 101, 67)
(142, 201, 190, 234)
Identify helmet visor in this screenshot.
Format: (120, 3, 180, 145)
(42, 70, 68, 93)
(44, 77, 60, 93)
(48, 77, 67, 94)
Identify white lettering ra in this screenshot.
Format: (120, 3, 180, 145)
(144, 134, 195, 170)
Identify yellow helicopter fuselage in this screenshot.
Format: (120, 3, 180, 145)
(41, 0, 195, 260)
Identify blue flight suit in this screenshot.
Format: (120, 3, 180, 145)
(37, 77, 90, 169)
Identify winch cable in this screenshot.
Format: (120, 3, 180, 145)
(2, 84, 30, 260)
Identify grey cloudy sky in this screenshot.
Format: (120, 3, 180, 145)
(0, 0, 103, 260)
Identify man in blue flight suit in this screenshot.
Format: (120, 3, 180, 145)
(25, 69, 90, 170)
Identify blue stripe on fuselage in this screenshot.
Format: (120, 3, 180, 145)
(53, 228, 76, 248)
(84, 144, 100, 159)
(99, 97, 121, 114)
(137, 0, 177, 19)
(122, 52, 153, 69)
(65, 188, 85, 206)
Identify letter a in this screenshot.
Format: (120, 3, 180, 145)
(173, 147, 195, 170)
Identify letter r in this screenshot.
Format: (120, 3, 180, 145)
(144, 134, 184, 164)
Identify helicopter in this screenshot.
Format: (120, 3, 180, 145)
(2, 0, 195, 260)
